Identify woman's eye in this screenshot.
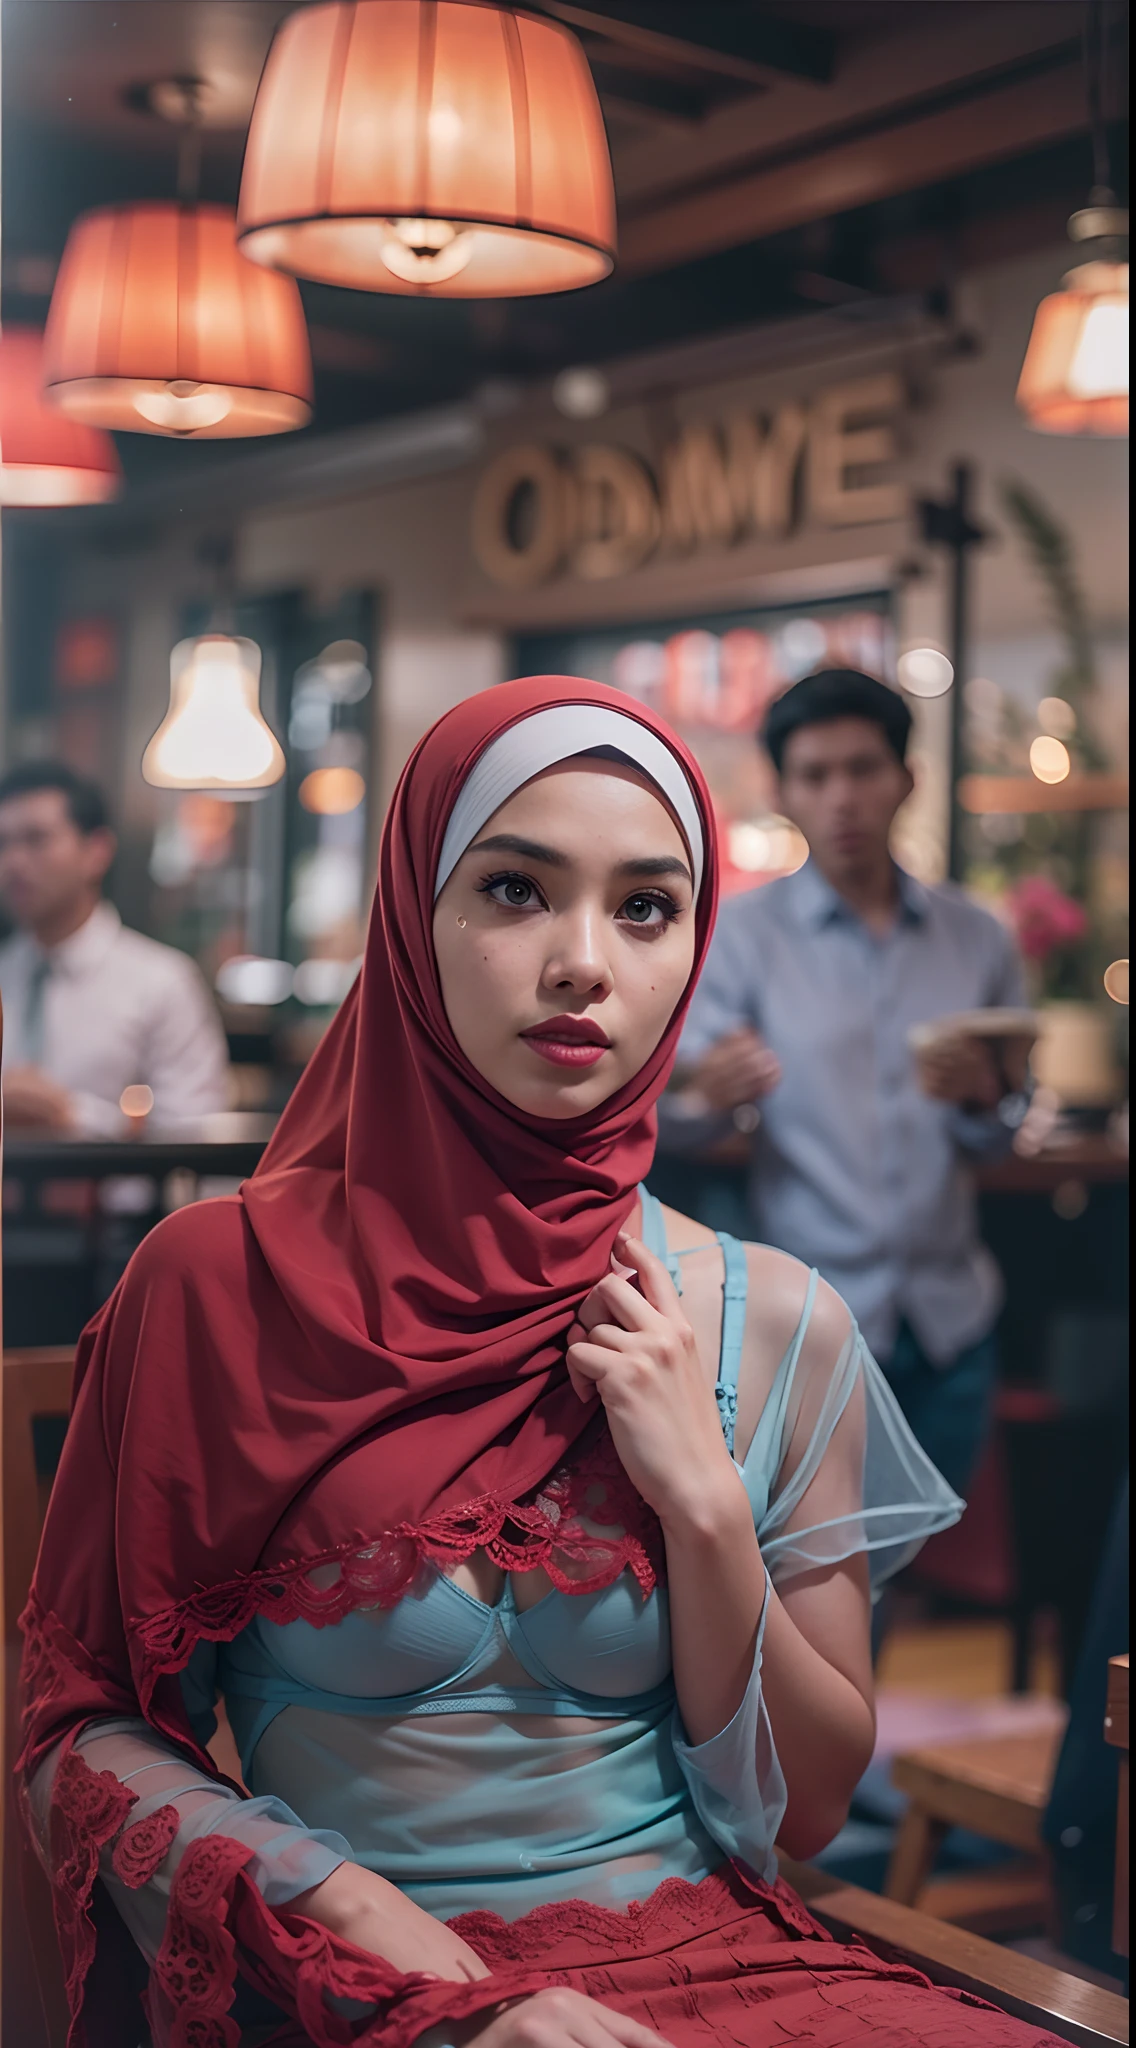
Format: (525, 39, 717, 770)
(481, 873, 541, 909)
(619, 893, 674, 928)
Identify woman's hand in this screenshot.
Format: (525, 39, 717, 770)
(421, 1989, 673, 2048)
(565, 1233, 740, 1530)
(291, 1861, 490, 1980)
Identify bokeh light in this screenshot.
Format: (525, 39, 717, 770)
(119, 1084, 155, 1119)
(1037, 695, 1076, 738)
(897, 647, 954, 697)
(1029, 735, 1071, 784)
(215, 955, 294, 1006)
(1103, 959, 1129, 1005)
(299, 767, 366, 815)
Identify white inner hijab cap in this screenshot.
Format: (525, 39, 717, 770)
(435, 705, 704, 901)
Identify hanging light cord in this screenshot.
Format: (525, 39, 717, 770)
(1083, 0, 1114, 201)
(174, 80, 204, 203)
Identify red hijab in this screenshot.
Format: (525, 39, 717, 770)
(23, 676, 717, 1769)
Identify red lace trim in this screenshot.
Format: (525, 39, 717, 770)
(18, 1593, 117, 1726)
(112, 1804, 181, 1889)
(151, 1834, 251, 2047)
(449, 1865, 827, 1965)
(132, 1425, 665, 1690)
(147, 1834, 549, 2048)
(48, 1743, 138, 2022)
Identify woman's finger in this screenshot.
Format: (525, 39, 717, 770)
(575, 1319, 640, 1356)
(583, 1271, 661, 1334)
(595, 2014, 675, 2048)
(565, 1356, 596, 1403)
(565, 1341, 621, 1386)
(568, 2006, 675, 2048)
(613, 1233, 684, 1321)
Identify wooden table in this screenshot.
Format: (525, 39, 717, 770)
(886, 1709, 1068, 1927)
(975, 1135, 1129, 1196)
(2, 1116, 276, 1347)
(1105, 1654, 1129, 1960)
(2, 1112, 277, 1182)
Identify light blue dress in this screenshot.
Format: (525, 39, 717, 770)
(43, 1193, 961, 1961)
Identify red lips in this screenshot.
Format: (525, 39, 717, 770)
(520, 1015, 611, 1068)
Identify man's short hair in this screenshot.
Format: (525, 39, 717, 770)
(0, 760, 110, 834)
(761, 668, 913, 774)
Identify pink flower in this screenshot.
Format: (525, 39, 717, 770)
(1006, 874, 1089, 961)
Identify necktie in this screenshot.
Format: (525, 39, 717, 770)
(22, 952, 52, 1066)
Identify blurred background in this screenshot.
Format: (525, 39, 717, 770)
(0, 0, 1128, 1999)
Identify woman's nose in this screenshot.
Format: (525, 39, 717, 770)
(540, 908, 613, 996)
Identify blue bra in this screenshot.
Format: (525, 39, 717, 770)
(218, 1192, 795, 1781)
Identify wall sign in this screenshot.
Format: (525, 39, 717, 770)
(473, 371, 908, 589)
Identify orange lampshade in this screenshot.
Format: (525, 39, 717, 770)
(43, 203, 313, 438)
(237, 0, 615, 297)
(0, 326, 121, 505)
(1017, 259, 1129, 436)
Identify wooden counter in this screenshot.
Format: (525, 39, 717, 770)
(976, 1137, 1129, 1195)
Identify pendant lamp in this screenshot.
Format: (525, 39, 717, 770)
(237, 0, 615, 297)
(43, 203, 313, 438)
(1017, 195, 1129, 437)
(142, 634, 286, 791)
(0, 326, 121, 505)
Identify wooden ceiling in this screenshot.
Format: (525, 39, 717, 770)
(1, 0, 1126, 480)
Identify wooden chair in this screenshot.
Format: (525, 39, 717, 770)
(885, 1710, 1068, 1933)
(1104, 1655, 1129, 1961)
(783, 1856, 1129, 2046)
(3, 1385, 1126, 2048)
(1, 993, 1128, 2044)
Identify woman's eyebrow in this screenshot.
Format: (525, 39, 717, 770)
(467, 832, 569, 867)
(615, 855, 693, 886)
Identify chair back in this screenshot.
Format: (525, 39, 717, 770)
(2, 990, 76, 2043)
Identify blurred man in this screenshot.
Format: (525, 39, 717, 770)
(659, 669, 1029, 1499)
(0, 762, 229, 1134)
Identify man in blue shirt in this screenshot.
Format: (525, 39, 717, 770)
(659, 668, 1029, 1499)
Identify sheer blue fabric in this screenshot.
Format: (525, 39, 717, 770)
(30, 1190, 962, 1955)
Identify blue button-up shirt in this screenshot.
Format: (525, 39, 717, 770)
(664, 861, 1027, 1364)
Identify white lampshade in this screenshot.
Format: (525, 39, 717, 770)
(142, 635, 285, 791)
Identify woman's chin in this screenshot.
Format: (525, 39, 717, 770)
(494, 1063, 619, 1120)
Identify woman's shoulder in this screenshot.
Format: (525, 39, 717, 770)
(118, 1191, 253, 1298)
(743, 1243, 853, 1362)
(656, 1202, 853, 1371)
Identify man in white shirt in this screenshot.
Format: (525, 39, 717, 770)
(0, 762, 230, 1135)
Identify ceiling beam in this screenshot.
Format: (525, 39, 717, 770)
(589, 62, 707, 130)
(614, 6, 1085, 206)
(618, 58, 1089, 275)
(539, 2, 834, 87)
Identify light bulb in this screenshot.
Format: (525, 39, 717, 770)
(379, 218, 474, 284)
(1066, 300, 1129, 399)
(133, 382, 235, 433)
(143, 635, 285, 791)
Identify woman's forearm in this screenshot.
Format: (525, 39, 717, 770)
(661, 1480, 874, 1858)
(756, 1590, 875, 1856)
(292, 1862, 490, 1980)
(660, 1475, 766, 1747)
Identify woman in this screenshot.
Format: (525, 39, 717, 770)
(21, 677, 1059, 2048)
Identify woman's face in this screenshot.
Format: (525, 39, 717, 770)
(433, 759, 697, 1118)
